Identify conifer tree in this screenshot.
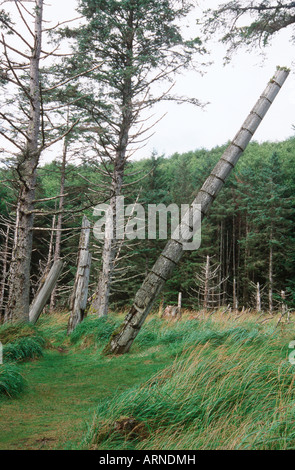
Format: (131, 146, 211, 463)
(61, 0, 204, 317)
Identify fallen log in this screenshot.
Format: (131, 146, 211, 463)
(29, 260, 64, 325)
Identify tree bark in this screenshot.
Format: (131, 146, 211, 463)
(44, 216, 56, 276)
(104, 67, 289, 355)
(90, 89, 131, 317)
(50, 137, 68, 311)
(90, 9, 134, 317)
(281, 290, 286, 315)
(233, 277, 238, 311)
(256, 282, 261, 312)
(5, 0, 44, 322)
(232, 214, 238, 310)
(0, 225, 10, 319)
(29, 259, 63, 325)
(178, 292, 182, 317)
(67, 216, 92, 333)
(269, 224, 273, 314)
(203, 255, 210, 310)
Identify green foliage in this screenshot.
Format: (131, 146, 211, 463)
(52, 0, 203, 165)
(0, 363, 25, 398)
(84, 319, 295, 450)
(69, 316, 121, 345)
(3, 337, 45, 363)
(0, 322, 38, 345)
(0, 313, 172, 449)
(1, 137, 295, 311)
(0, 321, 45, 363)
(0, 312, 294, 449)
(202, 1, 295, 57)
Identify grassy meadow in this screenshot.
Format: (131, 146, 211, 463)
(0, 310, 294, 450)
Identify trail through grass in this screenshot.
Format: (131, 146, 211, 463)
(0, 314, 172, 450)
(0, 311, 294, 450)
(84, 315, 295, 450)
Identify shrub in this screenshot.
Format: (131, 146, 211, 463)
(0, 322, 37, 344)
(84, 325, 295, 450)
(3, 337, 45, 362)
(0, 363, 25, 398)
(70, 316, 121, 345)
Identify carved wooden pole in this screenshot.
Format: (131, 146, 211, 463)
(29, 260, 63, 325)
(105, 67, 289, 355)
(67, 216, 92, 334)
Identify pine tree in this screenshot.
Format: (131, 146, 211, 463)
(202, 1, 295, 58)
(237, 151, 295, 311)
(60, 0, 204, 317)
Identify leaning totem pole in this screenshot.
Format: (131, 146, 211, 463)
(104, 67, 290, 355)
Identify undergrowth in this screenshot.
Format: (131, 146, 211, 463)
(83, 318, 295, 450)
(69, 316, 121, 347)
(0, 323, 38, 344)
(0, 322, 45, 398)
(1, 311, 294, 450)
(3, 337, 45, 362)
(0, 363, 25, 398)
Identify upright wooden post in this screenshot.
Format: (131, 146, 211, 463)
(281, 290, 287, 315)
(256, 282, 261, 312)
(67, 216, 92, 334)
(105, 67, 289, 355)
(177, 292, 182, 317)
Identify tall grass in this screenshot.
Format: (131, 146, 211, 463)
(84, 321, 295, 450)
(0, 322, 37, 344)
(0, 321, 45, 363)
(3, 337, 45, 362)
(69, 316, 121, 347)
(0, 363, 25, 398)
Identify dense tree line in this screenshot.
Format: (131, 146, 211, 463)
(1, 137, 294, 318)
(0, 1, 294, 328)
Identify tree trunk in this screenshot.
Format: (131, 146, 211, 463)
(44, 215, 56, 277)
(218, 221, 223, 307)
(243, 217, 249, 305)
(233, 277, 238, 311)
(104, 67, 289, 355)
(178, 292, 182, 317)
(203, 255, 210, 310)
(35, 215, 55, 310)
(256, 282, 261, 312)
(90, 10, 134, 317)
(67, 216, 92, 333)
(50, 137, 68, 311)
(232, 214, 238, 310)
(90, 192, 118, 317)
(269, 225, 273, 314)
(281, 290, 287, 315)
(5, 0, 43, 322)
(90, 95, 132, 317)
(0, 225, 10, 319)
(29, 260, 63, 325)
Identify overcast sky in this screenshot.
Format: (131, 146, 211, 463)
(46, 0, 295, 160)
(2, 0, 295, 163)
(146, 0, 295, 158)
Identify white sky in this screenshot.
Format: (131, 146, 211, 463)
(2, 0, 295, 163)
(149, 0, 295, 158)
